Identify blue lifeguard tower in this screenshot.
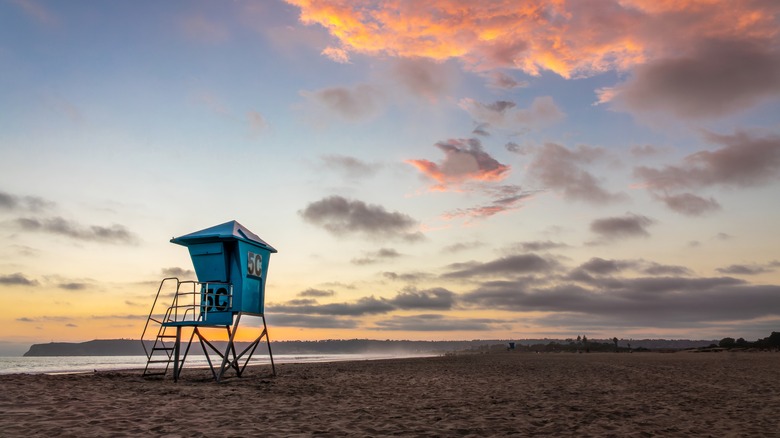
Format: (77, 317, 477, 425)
(141, 220, 277, 382)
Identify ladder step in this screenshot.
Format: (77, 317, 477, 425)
(147, 359, 173, 364)
(157, 335, 177, 339)
(153, 347, 174, 351)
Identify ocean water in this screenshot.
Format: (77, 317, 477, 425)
(0, 353, 428, 375)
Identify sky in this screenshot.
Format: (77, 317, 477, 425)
(1, 0, 779, 355)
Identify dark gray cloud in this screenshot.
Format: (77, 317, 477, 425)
(161, 267, 196, 278)
(571, 258, 693, 278)
(487, 71, 528, 90)
(716, 263, 776, 276)
(371, 314, 509, 331)
(16, 216, 138, 244)
(267, 313, 358, 329)
(300, 196, 423, 242)
(579, 257, 634, 275)
(0, 273, 39, 286)
(590, 213, 655, 240)
(17, 317, 35, 322)
(641, 262, 694, 277)
(635, 131, 780, 192)
(444, 253, 560, 279)
(657, 192, 721, 217)
(270, 296, 395, 316)
(391, 287, 456, 310)
(382, 271, 434, 283)
(298, 288, 336, 298)
(528, 143, 625, 204)
(441, 241, 485, 253)
(603, 39, 780, 119)
(463, 275, 780, 323)
(505, 142, 534, 155)
(472, 122, 491, 137)
(0, 191, 53, 212)
(270, 287, 455, 318)
(58, 282, 88, 291)
(321, 154, 380, 179)
(351, 248, 402, 265)
(507, 240, 568, 252)
(301, 84, 383, 120)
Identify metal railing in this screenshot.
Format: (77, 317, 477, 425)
(141, 278, 233, 359)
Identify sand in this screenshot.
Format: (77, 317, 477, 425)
(1, 351, 779, 437)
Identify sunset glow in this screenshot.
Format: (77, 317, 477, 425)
(1, 0, 779, 355)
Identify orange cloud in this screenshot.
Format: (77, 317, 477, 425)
(286, 0, 779, 79)
(407, 138, 510, 191)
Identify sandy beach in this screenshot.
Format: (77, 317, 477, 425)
(1, 351, 778, 437)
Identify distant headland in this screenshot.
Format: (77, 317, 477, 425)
(22, 338, 723, 357)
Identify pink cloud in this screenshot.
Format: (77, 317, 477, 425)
(407, 138, 510, 191)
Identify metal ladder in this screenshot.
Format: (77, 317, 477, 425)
(141, 278, 199, 377)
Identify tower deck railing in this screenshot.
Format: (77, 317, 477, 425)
(141, 278, 233, 359)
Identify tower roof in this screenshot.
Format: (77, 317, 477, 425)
(170, 220, 277, 252)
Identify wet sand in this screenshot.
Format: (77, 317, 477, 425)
(1, 351, 778, 437)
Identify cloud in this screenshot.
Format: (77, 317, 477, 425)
(321, 46, 350, 63)
(300, 196, 423, 241)
(300, 84, 383, 121)
(505, 142, 534, 155)
(371, 314, 508, 331)
(15, 217, 139, 244)
(472, 123, 491, 137)
(298, 288, 336, 298)
(598, 39, 780, 119)
(382, 271, 434, 283)
(459, 96, 564, 129)
(441, 185, 534, 221)
(573, 258, 692, 277)
(285, 0, 646, 78)
(390, 57, 456, 101)
(407, 138, 510, 191)
(635, 131, 780, 192)
(656, 192, 721, 217)
(351, 248, 402, 265)
(268, 313, 359, 329)
(528, 143, 625, 204)
(0, 191, 53, 212)
(320, 154, 380, 179)
(487, 72, 528, 89)
(57, 282, 88, 291)
(441, 241, 485, 253)
(391, 287, 456, 310)
(507, 240, 568, 252)
(444, 253, 560, 279)
(271, 296, 395, 316)
(590, 213, 655, 240)
(161, 267, 196, 279)
(463, 276, 780, 324)
(0, 273, 39, 286)
(716, 263, 777, 276)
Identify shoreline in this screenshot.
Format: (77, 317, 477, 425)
(2, 352, 779, 436)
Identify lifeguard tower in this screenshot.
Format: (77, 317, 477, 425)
(141, 220, 277, 382)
